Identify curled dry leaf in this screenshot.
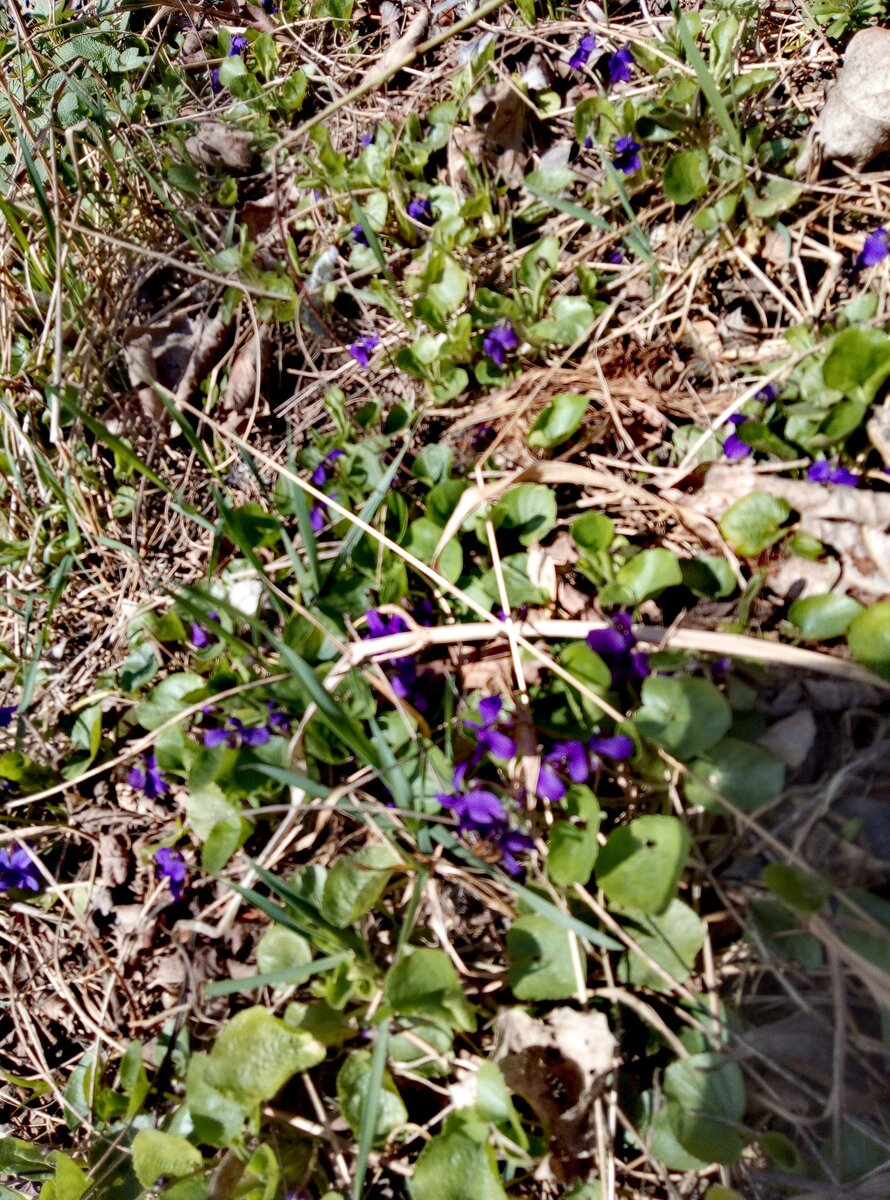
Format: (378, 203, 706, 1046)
(494, 1007, 615, 1181)
(221, 334, 263, 418)
(185, 123, 255, 173)
(798, 27, 890, 176)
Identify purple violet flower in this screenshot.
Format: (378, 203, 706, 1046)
(262, 0, 278, 12)
(587, 611, 650, 688)
(228, 33, 249, 57)
(266, 701, 291, 732)
(537, 733, 633, 801)
(0, 705, 16, 728)
(807, 460, 859, 487)
(498, 828, 536, 875)
(352, 223, 369, 247)
(483, 321, 519, 369)
(605, 47, 633, 86)
(407, 195, 433, 221)
(308, 449, 345, 531)
(365, 609, 409, 639)
(210, 67, 222, 95)
(202, 716, 271, 749)
(569, 33, 597, 71)
(129, 752, 168, 799)
(154, 847, 187, 902)
(359, 130, 375, 147)
(463, 697, 517, 762)
(190, 610, 219, 649)
(756, 383, 779, 404)
(436, 787, 505, 831)
(612, 135, 641, 175)
(348, 334, 380, 368)
(0, 845, 41, 892)
(364, 610, 431, 712)
(855, 227, 890, 271)
(723, 414, 752, 461)
(607, 250, 624, 265)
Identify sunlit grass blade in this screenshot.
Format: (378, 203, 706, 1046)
(352, 1016, 391, 1200)
(205, 952, 351, 997)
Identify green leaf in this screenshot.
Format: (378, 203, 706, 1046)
(337, 1050, 407, 1144)
(547, 788, 601, 887)
(527, 295, 595, 345)
(528, 393, 590, 449)
(663, 149, 709, 205)
(518, 235, 560, 314)
(846, 602, 890, 679)
(595, 815, 690, 915)
(719, 492, 791, 556)
(680, 556, 737, 599)
(506, 915, 578, 1001)
(661, 1053, 746, 1166)
(203, 1006, 325, 1108)
(633, 676, 732, 759)
(759, 1131, 803, 1173)
(411, 252, 470, 330)
(185, 1054, 248, 1148)
(489, 483, 557, 546)
(788, 593, 863, 640)
(132, 1130, 202, 1189)
(823, 327, 890, 403)
(321, 843, 402, 928)
(685, 737, 785, 813)
(403, 518, 463, 583)
(384, 948, 476, 1032)
(38, 1152, 88, 1200)
(611, 548, 682, 603)
(413, 444, 453, 487)
(256, 926, 313, 976)
(136, 673, 205, 731)
(619, 899, 705, 988)
(412, 1112, 508, 1200)
(762, 864, 829, 913)
(571, 511, 614, 553)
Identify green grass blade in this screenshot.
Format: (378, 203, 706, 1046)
(244, 763, 332, 799)
(352, 1017, 391, 1200)
(673, 6, 743, 154)
(205, 952, 351, 997)
(60, 396, 170, 492)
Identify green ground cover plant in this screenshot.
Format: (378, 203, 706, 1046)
(1, 0, 890, 1198)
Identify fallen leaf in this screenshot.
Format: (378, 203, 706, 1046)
(494, 1007, 615, 1181)
(185, 123, 255, 173)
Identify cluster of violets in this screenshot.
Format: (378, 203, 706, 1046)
(436, 679, 635, 875)
(568, 34, 633, 87)
(310, 449, 345, 531)
(364, 610, 433, 713)
(202, 701, 291, 748)
(723, 384, 859, 486)
(0, 844, 40, 893)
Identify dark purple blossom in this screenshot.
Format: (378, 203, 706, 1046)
(352, 223, 369, 247)
(723, 414, 752, 461)
(471, 424, 496, 450)
(262, 0, 278, 12)
(0, 705, 16, 728)
(348, 334, 379, 367)
(605, 47, 633, 86)
(483, 321, 519, 369)
(607, 250, 624, 265)
(436, 787, 505, 831)
(155, 847, 187, 902)
(359, 130, 375, 147)
(463, 697, 516, 762)
(364, 609, 431, 712)
(498, 828, 536, 875)
(210, 68, 222, 95)
(407, 195, 432, 221)
(202, 716, 271, 749)
(129, 752, 168, 799)
(266, 701, 291, 733)
(855, 227, 890, 270)
(228, 33, 249, 57)
(756, 384, 779, 404)
(612, 135, 641, 174)
(309, 449, 345, 531)
(190, 610, 219, 649)
(807, 460, 859, 487)
(569, 33, 597, 71)
(537, 733, 633, 801)
(0, 845, 40, 892)
(587, 611, 650, 687)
